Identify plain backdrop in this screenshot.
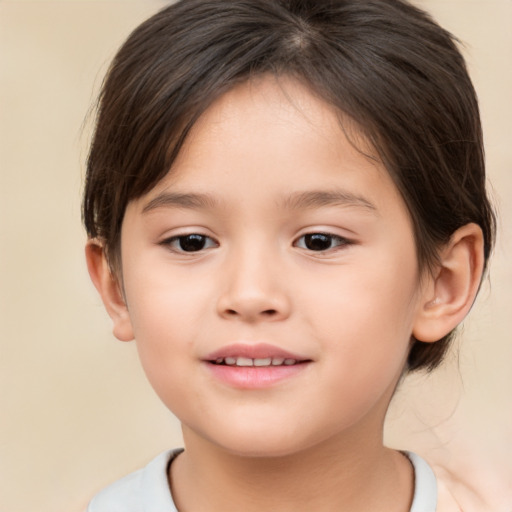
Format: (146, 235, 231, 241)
(1, 1, 511, 511)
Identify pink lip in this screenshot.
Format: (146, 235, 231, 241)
(203, 343, 311, 389)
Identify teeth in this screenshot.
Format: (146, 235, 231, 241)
(215, 357, 298, 367)
(254, 358, 272, 367)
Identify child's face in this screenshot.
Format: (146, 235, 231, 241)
(117, 76, 427, 457)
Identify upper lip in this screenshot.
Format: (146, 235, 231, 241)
(204, 343, 309, 362)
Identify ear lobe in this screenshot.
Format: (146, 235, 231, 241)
(85, 240, 134, 342)
(413, 223, 485, 343)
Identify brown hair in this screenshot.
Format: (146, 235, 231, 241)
(83, 0, 495, 372)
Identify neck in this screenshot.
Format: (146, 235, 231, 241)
(170, 426, 414, 512)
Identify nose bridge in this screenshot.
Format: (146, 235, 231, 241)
(217, 235, 290, 321)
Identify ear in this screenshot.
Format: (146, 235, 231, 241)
(85, 240, 134, 342)
(413, 223, 485, 343)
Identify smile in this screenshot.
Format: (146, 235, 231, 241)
(204, 343, 311, 388)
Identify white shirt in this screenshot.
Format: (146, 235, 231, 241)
(87, 449, 437, 512)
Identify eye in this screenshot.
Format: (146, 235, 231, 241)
(163, 234, 218, 253)
(295, 232, 351, 252)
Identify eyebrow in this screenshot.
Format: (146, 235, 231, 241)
(142, 189, 377, 215)
(281, 190, 378, 213)
(142, 192, 218, 213)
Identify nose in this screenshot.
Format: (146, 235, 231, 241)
(216, 246, 291, 323)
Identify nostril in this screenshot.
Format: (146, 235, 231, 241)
(224, 308, 278, 317)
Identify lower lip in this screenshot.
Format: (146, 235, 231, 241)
(205, 362, 309, 389)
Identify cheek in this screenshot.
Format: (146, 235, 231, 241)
(122, 265, 210, 390)
(124, 256, 211, 336)
(301, 250, 419, 375)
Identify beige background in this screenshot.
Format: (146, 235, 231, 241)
(0, 1, 511, 511)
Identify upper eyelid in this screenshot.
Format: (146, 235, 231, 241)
(162, 232, 214, 240)
(159, 227, 217, 242)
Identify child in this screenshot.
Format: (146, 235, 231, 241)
(83, 0, 495, 510)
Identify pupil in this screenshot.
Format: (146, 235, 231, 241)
(305, 233, 331, 251)
(180, 234, 206, 252)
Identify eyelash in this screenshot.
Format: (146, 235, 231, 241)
(161, 232, 352, 254)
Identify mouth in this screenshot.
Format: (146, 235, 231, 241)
(204, 343, 311, 388)
(205, 343, 310, 366)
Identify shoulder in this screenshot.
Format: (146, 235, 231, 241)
(405, 452, 471, 512)
(87, 465, 146, 512)
(432, 462, 512, 512)
(87, 449, 181, 512)
(405, 452, 438, 512)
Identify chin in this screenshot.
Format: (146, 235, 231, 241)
(231, 441, 301, 458)
(200, 423, 323, 460)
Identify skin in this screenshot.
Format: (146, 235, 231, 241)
(87, 76, 485, 512)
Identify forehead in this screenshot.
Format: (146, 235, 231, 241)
(183, 76, 377, 168)
(130, 76, 406, 221)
